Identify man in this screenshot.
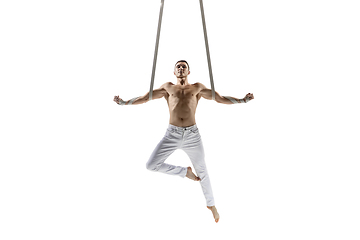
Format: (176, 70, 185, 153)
(113, 60, 254, 223)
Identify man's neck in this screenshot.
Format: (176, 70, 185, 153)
(176, 77, 190, 86)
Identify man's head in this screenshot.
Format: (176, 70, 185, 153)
(174, 60, 190, 77)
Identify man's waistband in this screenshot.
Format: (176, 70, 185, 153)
(168, 124, 198, 132)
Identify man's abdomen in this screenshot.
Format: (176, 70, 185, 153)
(169, 105, 196, 127)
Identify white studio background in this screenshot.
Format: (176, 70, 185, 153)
(0, 0, 359, 239)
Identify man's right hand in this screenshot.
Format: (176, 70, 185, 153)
(113, 95, 122, 105)
(243, 93, 254, 103)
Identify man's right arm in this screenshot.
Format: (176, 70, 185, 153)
(114, 82, 169, 106)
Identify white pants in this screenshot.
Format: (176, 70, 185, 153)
(146, 124, 215, 206)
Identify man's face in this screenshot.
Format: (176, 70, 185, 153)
(174, 62, 190, 77)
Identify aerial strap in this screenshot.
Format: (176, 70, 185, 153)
(199, 0, 215, 100)
(149, 0, 215, 101)
(149, 0, 165, 101)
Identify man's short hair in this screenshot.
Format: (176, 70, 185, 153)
(175, 60, 190, 71)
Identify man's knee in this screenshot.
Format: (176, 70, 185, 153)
(146, 160, 156, 171)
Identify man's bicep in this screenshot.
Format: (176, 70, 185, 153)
(195, 82, 208, 98)
(199, 86, 222, 101)
(199, 87, 213, 100)
(152, 88, 166, 99)
(161, 82, 171, 98)
(152, 82, 170, 99)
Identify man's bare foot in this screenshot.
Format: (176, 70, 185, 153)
(207, 206, 220, 223)
(186, 167, 200, 181)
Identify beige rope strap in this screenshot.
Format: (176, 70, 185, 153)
(199, 0, 215, 100)
(149, 0, 165, 101)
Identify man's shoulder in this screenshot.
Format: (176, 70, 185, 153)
(161, 82, 173, 86)
(193, 82, 206, 89)
(160, 82, 173, 89)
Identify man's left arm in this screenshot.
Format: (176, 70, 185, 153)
(196, 82, 254, 104)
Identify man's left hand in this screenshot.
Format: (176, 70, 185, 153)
(243, 93, 254, 102)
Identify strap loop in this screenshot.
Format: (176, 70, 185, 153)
(224, 96, 239, 104)
(117, 96, 140, 106)
(128, 96, 140, 105)
(223, 96, 248, 104)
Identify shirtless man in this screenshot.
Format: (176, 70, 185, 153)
(114, 60, 254, 223)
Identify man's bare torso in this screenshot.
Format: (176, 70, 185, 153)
(163, 82, 201, 127)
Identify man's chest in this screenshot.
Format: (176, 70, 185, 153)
(167, 85, 201, 99)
